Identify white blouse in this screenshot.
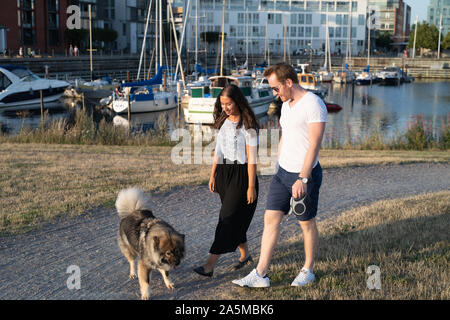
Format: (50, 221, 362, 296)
(215, 119, 258, 164)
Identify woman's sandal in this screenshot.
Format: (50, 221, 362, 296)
(193, 266, 214, 277)
(233, 255, 253, 270)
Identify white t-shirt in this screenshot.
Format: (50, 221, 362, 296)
(215, 118, 258, 164)
(278, 91, 327, 173)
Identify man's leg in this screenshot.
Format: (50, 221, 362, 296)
(298, 218, 318, 272)
(256, 210, 284, 277)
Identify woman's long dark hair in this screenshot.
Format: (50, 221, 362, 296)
(213, 84, 260, 131)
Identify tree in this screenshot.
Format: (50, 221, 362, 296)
(93, 28, 118, 46)
(64, 29, 88, 47)
(443, 32, 450, 50)
(375, 31, 392, 50)
(407, 22, 441, 51)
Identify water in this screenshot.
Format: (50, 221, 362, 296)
(1, 80, 449, 144)
(322, 80, 450, 144)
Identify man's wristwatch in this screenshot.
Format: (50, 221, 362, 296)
(298, 177, 308, 184)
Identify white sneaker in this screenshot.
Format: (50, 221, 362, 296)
(291, 267, 315, 287)
(232, 268, 270, 288)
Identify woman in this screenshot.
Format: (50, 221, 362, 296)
(194, 84, 260, 277)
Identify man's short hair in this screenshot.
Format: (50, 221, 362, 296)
(263, 63, 299, 84)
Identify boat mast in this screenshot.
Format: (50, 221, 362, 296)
(168, 3, 186, 89)
(195, 0, 199, 70)
(220, 0, 226, 76)
(137, 0, 153, 80)
(246, 5, 249, 66)
(367, 5, 371, 68)
(324, 3, 329, 71)
(88, 4, 93, 81)
(155, 0, 159, 72)
(159, 0, 163, 69)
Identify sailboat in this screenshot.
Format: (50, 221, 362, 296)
(184, 0, 273, 124)
(356, 6, 376, 86)
(318, 4, 333, 83)
(111, 0, 177, 114)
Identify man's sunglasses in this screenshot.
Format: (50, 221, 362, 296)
(271, 84, 283, 93)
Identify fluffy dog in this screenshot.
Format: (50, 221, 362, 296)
(116, 187, 185, 300)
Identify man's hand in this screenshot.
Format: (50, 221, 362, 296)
(292, 179, 307, 200)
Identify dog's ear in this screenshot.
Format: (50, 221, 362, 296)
(180, 234, 185, 241)
(153, 236, 160, 250)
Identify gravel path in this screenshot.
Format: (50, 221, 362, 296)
(0, 162, 449, 300)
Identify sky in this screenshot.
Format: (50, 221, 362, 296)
(403, 0, 430, 23)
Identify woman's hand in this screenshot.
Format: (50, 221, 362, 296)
(208, 176, 216, 193)
(247, 186, 257, 204)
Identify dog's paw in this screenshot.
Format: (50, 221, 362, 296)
(129, 273, 137, 280)
(141, 293, 149, 300)
(165, 281, 175, 290)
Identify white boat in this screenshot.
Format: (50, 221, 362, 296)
(376, 66, 403, 86)
(355, 70, 375, 86)
(0, 65, 69, 111)
(185, 75, 273, 124)
(318, 69, 334, 83)
(112, 88, 177, 114)
(333, 69, 355, 84)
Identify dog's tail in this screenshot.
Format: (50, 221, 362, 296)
(115, 187, 153, 219)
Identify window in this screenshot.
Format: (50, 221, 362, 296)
(342, 26, 347, 37)
(0, 73, 12, 92)
(298, 14, 305, 24)
(253, 13, 259, 24)
(253, 26, 259, 37)
(335, 27, 341, 38)
(313, 26, 319, 37)
(305, 26, 312, 37)
(268, 13, 275, 24)
(276, 14, 282, 24)
(291, 14, 297, 24)
(343, 14, 348, 25)
(358, 14, 365, 25)
(291, 26, 297, 37)
(238, 13, 245, 24)
(306, 14, 312, 24)
(298, 26, 304, 37)
(329, 26, 334, 38)
(336, 14, 342, 25)
(238, 26, 244, 37)
(230, 26, 236, 36)
(321, 14, 326, 24)
(351, 27, 356, 38)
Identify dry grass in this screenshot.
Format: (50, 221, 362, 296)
(0, 143, 210, 235)
(0, 143, 448, 235)
(223, 191, 450, 300)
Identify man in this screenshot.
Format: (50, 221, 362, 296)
(232, 63, 327, 287)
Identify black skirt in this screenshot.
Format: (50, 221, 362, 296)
(209, 160, 259, 255)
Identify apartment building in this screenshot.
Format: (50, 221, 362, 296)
(368, 0, 411, 48)
(0, 0, 72, 54)
(184, 0, 369, 57)
(428, 0, 450, 35)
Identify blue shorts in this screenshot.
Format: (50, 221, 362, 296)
(266, 163, 323, 221)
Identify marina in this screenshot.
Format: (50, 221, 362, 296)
(1, 79, 448, 147)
